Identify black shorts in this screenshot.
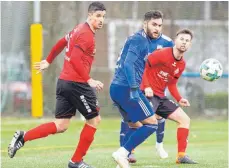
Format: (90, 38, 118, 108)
(55, 79, 100, 119)
(147, 95, 179, 119)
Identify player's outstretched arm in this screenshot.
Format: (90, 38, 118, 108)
(33, 37, 67, 74)
(46, 37, 68, 64)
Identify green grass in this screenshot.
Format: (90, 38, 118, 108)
(1, 118, 228, 168)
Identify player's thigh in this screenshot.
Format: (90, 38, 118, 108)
(156, 98, 179, 119)
(168, 107, 190, 126)
(155, 114, 163, 120)
(124, 91, 155, 123)
(110, 84, 132, 122)
(69, 82, 100, 121)
(55, 80, 77, 119)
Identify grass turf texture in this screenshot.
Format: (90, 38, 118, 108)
(1, 118, 228, 168)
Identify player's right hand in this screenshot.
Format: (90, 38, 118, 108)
(130, 88, 140, 101)
(33, 60, 50, 74)
(87, 78, 104, 91)
(144, 87, 154, 97)
(179, 98, 190, 107)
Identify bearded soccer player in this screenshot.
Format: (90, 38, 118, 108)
(8, 2, 106, 168)
(118, 11, 174, 163)
(141, 28, 197, 164)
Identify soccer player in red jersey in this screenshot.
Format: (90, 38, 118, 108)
(141, 29, 197, 164)
(8, 2, 106, 168)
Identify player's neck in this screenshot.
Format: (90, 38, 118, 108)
(172, 47, 184, 60)
(86, 20, 96, 33)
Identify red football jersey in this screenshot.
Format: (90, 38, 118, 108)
(141, 47, 186, 102)
(59, 23, 96, 83)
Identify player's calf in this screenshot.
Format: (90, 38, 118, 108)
(8, 131, 25, 158)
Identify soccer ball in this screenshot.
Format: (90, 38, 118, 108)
(200, 58, 223, 81)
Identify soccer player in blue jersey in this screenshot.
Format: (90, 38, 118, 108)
(116, 10, 174, 163)
(110, 11, 170, 168)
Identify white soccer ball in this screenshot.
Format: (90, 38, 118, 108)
(200, 58, 223, 82)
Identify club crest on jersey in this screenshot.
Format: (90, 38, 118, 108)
(174, 68, 179, 75)
(157, 45, 163, 49)
(172, 62, 176, 67)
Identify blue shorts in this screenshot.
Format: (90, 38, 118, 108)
(110, 84, 154, 123)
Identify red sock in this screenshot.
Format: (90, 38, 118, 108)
(71, 124, 96, 163)
(177, 128, 189, 154)
(24, 122, 57, 142)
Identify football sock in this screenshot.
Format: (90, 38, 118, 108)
(24, 122, 57, 142)
(71, 124, 96, 163)
(177, 128, 189, 154)
(122, 127, 136, 147)
(124, 124, 158, 152)
(120, 121, 130, 146)
(156, 118, 165, 143)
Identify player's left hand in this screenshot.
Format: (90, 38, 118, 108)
(144, 87, 153, 97)
(130, 88, 140, 101)
(179, 98, 190, 107)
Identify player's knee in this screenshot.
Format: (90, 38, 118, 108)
(156, 114, 163, 120)
(86, 115, 101, 128)
(128, 121, 142, 129)
(54, 120, 70, 133)
(179, 110, 190, 127)
(142, 115, 158, 125)
(184, 115, 190, 125)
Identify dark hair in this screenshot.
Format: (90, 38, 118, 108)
(144, 10, 163, 21)
(88, 2, 106, 13)
(176, 28, 194, 40)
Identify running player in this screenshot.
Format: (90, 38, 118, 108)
(8, 2, 106, 168)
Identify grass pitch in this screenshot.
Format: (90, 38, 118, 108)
(1, 118, 228, 168)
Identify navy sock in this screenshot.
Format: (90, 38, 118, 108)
(120, 121, 130, 146)
(124, 124, 158, 152)
(156, 118, 165, 143)
(122, 128, 136, 146)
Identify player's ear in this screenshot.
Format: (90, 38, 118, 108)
(143, 21, 147, 29)
(88, 12, 93, 18)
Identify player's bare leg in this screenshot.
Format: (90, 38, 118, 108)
(8, 118, 70, 158)
(68, 115, 101, 168)
(168, 107, 197, 164)
(155, 114, 168, 159)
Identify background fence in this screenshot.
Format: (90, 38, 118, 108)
(1, 1, 228, 119)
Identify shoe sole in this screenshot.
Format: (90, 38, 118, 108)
(8, 131, 22, 158)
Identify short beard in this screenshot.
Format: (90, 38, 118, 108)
(177, 48, 186, 54)
(146, 23, 153, 39)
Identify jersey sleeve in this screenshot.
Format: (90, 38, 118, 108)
(75, 33, 92, 52)
(124, 38, 147, 88)
(141, 68, 150, 89)
(167, 65, 185, 102)
(46, 37, 67, 64)
(146, 50, 166, 67)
